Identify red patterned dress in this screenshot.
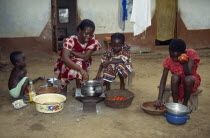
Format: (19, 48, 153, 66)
(163, 49, 201, 101)
(101, 43, 132, 82)
(54, 35, 101, 88)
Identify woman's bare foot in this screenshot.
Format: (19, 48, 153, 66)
(59, 86, 67, 96)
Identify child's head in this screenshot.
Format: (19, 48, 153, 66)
(111, 33, 125, 53)
(77, 19, 95, 44)
(10, 51, 26, 67)
(169, 39, 186, 62)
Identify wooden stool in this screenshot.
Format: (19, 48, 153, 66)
(104, 37, 111, 49)
(159, 85, 202, 112)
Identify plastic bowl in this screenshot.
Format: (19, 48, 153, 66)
(33, 93, 66, 113)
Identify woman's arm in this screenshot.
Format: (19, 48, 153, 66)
(154, 68, 169, 106)
(62, 48, 89, 81)
(71, 49, 94, 60)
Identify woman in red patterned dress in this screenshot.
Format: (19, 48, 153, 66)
(154, 39, 201, 106)
(54, 19, 101, 95)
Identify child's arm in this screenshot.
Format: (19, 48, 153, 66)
(32, 77, 45, 83)
(154, 68, 169, 107)
(101, 59, 124, 68)
(181, 59, 194, 76)
(95, 64, 103, 80)
(71, 50, 94, 60)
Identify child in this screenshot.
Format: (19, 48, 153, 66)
(8, 51, 44, 99)
(95, 33, 132, 90)
(54, 19, 101, 95)
(154, 39, 201, 106)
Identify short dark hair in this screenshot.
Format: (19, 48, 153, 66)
(10, 51, 23, 65)
(111, 33, 125, 43)
(169, 39, 186, 53)
(76, 19, 95, 32)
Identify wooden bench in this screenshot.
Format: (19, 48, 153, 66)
(159, 84, 202, 112)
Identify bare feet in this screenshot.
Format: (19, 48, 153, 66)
(59, 86, 67, 96)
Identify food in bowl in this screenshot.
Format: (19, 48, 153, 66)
(36, 87, 58, 95)
(104, 89, 134, 108)
(33, 93, 66, 113)
(106, 96, 125, 100)
(141, 102, 166, 116)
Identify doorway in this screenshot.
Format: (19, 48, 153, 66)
(51, 0, 77, 52)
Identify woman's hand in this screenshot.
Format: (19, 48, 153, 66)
(153, 99, 164, 107)
(80, 69, 89, 82)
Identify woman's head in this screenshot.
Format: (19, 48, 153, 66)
(77, 19, 95, 44)
(10, 51, 26, 67)
(169, 39, 186, 62)
(111, 33, 125, 53)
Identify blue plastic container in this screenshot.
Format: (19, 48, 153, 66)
(164, 112, 190, 125)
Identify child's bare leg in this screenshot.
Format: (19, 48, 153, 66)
(171, 74, 181, 103)
(105, 81, 110, 91)
(183, 76, 195, 106)
(76, 79, 81, 88)
(119, 73, 125, 90)
(19, 78, 29, 98)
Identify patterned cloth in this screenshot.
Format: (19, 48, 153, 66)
(54, 35, 101, 88)
(101, 43, 132, 82)
(163, 49, 201, 101)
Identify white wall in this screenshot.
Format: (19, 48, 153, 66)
(0, 0, 51, 38)
(77, 0, 156, 34)
(178, 0, 210, 30)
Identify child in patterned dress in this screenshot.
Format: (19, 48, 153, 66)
(95, 33, 132, 90)
(154, 39, 201, 106)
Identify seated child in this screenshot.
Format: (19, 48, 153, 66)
(154, 39, 201, 106)
(8, 51, 44, 99)
(95, 33, 132, 90)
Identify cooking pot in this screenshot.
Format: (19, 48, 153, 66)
(164, 113, 190, 125)
(46, 77, 58, 88)
(164, 102, 192, 115)
(81, 80, 103, 97)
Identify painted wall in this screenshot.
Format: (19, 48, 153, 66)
(0, 0, 51, 38)
(178, 0, 210, 30)
(77, 0, 156, 34)
(0, 0, 52, 59)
